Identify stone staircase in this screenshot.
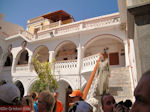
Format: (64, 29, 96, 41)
(109, 66, 134, 103)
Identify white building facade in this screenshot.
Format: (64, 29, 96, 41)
(0, 10, 136, 111)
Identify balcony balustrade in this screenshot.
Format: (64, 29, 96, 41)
(20, 30, 33, 40)
(54, 60, 78, 75)
(54, 53, 100, 75)
(82, 53, 100, 73)
(20, 13, 120, 41)
(15, 65, 29, 72)
(3, 66, 11, 71)
(13, 53, 101, 75)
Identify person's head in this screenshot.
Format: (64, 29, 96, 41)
(0, 80, 21, 105)
(101, 93, 115, 112)
(30, 92, 38, 101)
(54, 92, 59, 99)
(38, 90, 55, 112)
(22, 96, 34, 111)
(69, 101, 93, 112)
(69, 90, 83, 103)
(130, 70, 150, 112)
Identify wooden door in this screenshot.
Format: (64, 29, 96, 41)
(109, 52, 119, 65)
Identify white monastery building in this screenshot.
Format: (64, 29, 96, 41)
(0, 8, 137, 111)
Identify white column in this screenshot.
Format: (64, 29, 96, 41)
(11, 57, 16, 73)
(124, 41, 130, 66)
(77, 43, 83, 89)
(28, 54, 33, 72)
(49, 51, 55, 74)
(77, 44, 81, 71)
(49, 51, 54, 63)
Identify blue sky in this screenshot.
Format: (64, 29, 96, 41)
(0, 0, 118, 29)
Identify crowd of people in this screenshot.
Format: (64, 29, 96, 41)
(100, 70, 150, 112)
(0, 70, 150, 112)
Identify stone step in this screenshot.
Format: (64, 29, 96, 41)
(109, 66, 133, 102)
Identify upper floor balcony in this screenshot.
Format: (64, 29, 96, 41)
(20, 13, 120, 41)
(11, 53, 100, 76)
(26, 10, 74, 34)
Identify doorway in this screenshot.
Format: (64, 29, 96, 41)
(109, 52, 119, 65)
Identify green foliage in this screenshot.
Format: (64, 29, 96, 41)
(31, 55, 58, 93)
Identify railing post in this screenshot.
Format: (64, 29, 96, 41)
(80, 23, 83, 30)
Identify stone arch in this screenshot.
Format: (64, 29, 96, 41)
(16, 49, 29, 65)
(33, 45, 49, 62)
(84, 34, 125, 66)
(57, 79, 73, 112)
(26, 78, 38, 94)
(15, 80, 25, 98)
(84, 34, 123, 49)
(54, 40, 77, 61)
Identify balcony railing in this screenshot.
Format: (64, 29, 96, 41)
(82, 53, 100, 73)
(3, 66, 11, 71)
(38, 13, 120, 38)
(19, 13, 120, 41)
(84, 16, 119, 29)
(16, 65, 29, 72)
(20, 30, 33, 40)
(12, 53, 101, 75)
(54, 60, 78, 75)
(54, 53, 100, 74)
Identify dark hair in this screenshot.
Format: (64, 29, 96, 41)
(26, 99, 29, 105)
(31, 92, 37, 99)
(118, 99, 132, 109)
(79, 97, 83, 101)
(69, 102, 79, 112)
(143, 70, 150, 76)
(22, 95, 33, 108)
(101, 93, 111, 106)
